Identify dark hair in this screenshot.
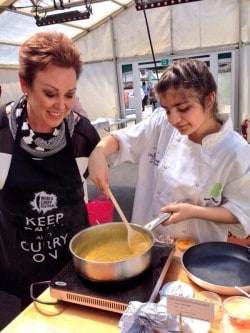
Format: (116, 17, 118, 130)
(156, 59, 218, 114)
(19, 32, 82, 86)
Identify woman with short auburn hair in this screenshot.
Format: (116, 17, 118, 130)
(0, 31, 99, 314)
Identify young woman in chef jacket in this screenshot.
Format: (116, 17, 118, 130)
(88, 59, 250, 243)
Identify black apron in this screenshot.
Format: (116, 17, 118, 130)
(0, 115, 88, 306)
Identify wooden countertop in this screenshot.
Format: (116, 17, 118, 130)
(1, 295, 121, 333)
(1, 252, 224, 333)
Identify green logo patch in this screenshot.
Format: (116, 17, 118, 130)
(210, 182, 222, 198)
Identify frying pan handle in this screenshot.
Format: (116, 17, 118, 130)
(144, 212, 171, 231)
(30, 280, 59, 305)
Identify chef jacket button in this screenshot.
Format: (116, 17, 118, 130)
(195, 183, 199, 188)
(164, 165, 168, 169)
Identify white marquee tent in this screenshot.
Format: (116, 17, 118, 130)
(1, 0, 250, 133)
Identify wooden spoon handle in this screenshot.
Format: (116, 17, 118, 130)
(107, 188, 130, 227)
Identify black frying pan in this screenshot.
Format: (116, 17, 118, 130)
(181, 242, 250, 295)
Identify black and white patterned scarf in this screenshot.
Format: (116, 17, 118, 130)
(7, 95, 77, 158)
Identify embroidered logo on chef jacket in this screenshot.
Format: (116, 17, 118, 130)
(148, 148, 160, 166)
(204, 182, 222, 204)
(30, 191, 57, 214)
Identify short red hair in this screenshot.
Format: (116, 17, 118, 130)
(19, 32, 82, 86)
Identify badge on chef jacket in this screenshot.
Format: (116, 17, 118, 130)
(204, 182, 222, 204)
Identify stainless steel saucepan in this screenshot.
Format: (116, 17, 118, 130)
(69, 213, 171, 282)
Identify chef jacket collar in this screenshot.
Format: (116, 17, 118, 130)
(174, 114, 232, 149)
(201, 114, 232, 148)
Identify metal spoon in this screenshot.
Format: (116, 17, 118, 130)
(108, 188, 147, 250)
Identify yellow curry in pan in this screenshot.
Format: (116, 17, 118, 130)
(75, 226, 152, 262)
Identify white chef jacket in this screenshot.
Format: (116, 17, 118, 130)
(109, 108, 250, 243)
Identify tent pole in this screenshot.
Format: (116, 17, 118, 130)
(237, 0, 242, 131)
(143, 9, 159, 81)
(110, 17, 123, 119)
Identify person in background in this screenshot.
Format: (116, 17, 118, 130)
(88, 59, 250, 244)
(123, 90, 129, 109)
(0, 32, 99, 311)
(148, 85, 157, 110)
(73, 95, 88, 118)
(141, 81, 149, 111)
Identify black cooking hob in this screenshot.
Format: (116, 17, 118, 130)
(50, 245, 174, 313)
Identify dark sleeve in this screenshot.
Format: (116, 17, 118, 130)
(71, 116, 100, 158)
(0, 106, 14, 154)
(0, 105, 9, 130)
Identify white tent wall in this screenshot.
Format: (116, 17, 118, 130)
(75, 0, 240, 61)
(74, 5, 172, 119)
(241, 0, 250, 43)
(200, 0, 239, 47)
(0, 68, 21, 105)
(113, 6, 171, 57)
(238, 0, 250, 125)
(75, 20, 119, 120)
(172, 3, 201, 51)
(77, 60, 118, 121)
(0, 68, 18, 84)
(239, 45, 250, 123)
(75, 21, 113, 63)
(173, 0, 239, 51)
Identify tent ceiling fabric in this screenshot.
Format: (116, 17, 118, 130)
(0, 0, 132, 65)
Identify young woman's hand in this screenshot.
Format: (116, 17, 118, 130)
(160, 202, 239, 225)
(160, 202, 197, 225)
(88, 146, 110, 197)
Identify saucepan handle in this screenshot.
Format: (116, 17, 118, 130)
(144, 212, 172, 231)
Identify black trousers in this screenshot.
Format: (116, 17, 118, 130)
(142, 95, 148, 110)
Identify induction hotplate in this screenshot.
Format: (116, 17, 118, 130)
(50, 245, 174, 313)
